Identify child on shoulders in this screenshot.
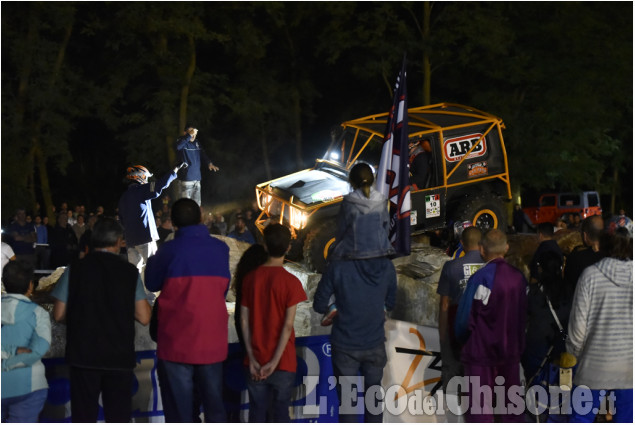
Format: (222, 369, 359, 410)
(323, 162, 394, 325)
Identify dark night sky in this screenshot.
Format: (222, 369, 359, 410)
(2, 2, 632, 219)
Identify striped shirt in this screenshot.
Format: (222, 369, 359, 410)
(567, 257, 633, 389)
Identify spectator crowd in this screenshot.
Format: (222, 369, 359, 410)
(1, 197, 261, 274)
(1, 181, 632, 423)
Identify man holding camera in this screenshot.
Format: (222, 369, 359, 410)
(175, 124, 219, 206)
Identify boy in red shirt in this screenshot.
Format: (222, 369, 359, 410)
(240, 223, 307, 422)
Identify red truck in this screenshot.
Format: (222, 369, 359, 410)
(522, 191, 602, 225)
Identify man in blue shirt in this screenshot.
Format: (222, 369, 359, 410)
(34, 215, 50, 270)
(227, 216, 255, 244)
(6, 208, 36, 268)
(175, 125, 219, 206)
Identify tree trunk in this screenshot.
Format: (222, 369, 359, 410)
(28, 9, 74, 222)
(14, 6, 38, 131)
(174, 35, 197, 166)
(260, 120, 272, 180)
(610, 167, 618, 214)
(12, 6, 39, 213)
(423, 1, 431, 106)
(293, 88, 304, 168)
(33, 142, 56, 225)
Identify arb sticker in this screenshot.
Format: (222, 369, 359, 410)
(444, 133, 487, 162)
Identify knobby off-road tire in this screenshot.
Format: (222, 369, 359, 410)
(303, 219, 337, 274)
(286, 237, 305, 262)
(455, 194, 507, 232)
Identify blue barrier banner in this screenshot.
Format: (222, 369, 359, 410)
(40, 335, 338, 422)
(40, 320, 443, 422)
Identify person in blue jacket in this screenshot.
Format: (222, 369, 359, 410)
(1, 260, 51, 423)
(118, 164, 180, 278)
(175, 125, 219, 206)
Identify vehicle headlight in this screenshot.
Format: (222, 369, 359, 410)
(257, 190, 272, 212)
(289, 207, 308, 230)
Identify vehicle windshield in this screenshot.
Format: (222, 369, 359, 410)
(560, 194, 581, 207)
(318, 127, 384, 173)
(587, 193, 600, 207)
(315, 160, 348, 180)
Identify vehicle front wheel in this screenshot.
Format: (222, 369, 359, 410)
(455, 194, 507, 233)
(303, 219, 337, 274)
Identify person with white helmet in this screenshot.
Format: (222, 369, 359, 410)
(117, 164, 181, 280)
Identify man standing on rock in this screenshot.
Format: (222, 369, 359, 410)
(437, 226, 483, 418)
(175, 125, 219, 206)
(145, 198, 230, 422)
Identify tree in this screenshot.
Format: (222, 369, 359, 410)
(430, 2, 631, 209)
(1, 2, 631, 218)
(2, 2, 78, 222)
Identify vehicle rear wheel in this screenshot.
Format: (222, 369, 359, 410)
(286, 237, 304, 261)
(303, 219, 337, 273)
(455, 194, 507, 233)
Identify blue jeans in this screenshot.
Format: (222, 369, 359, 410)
(1, 389, 48, 423)
(178, 180, 202, 206)
(331, 343, 387, 423)
(157, 360, 225, 423)
(569, 388, 633, 423)
(245, 370, 296, 422)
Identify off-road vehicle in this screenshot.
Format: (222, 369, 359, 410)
(254, 103, 512, 272)
(523, 191, 602, 225)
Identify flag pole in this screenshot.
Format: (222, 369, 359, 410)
(375, 55, 411, 257)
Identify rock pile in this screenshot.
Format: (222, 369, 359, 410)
(38, 229, 583, 358)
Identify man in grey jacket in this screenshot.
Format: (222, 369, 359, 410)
(566, 227, 632, 422)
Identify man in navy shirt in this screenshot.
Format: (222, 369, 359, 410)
(6, 208, 36, 268)
(175, 125, 219, 206)
(227, 216, 255, 244)
(437, 227, 484, 401)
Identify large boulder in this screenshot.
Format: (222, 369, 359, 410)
(390, 243, 449, 328)
(39, 230, 576, 357)
(506, 229, 582, 281)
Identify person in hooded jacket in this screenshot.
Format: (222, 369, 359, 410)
(313, 162, 397, 423)
(567, 227, 633, 422)
(329, 163, 395, 261)
(320, 162, 395, 326)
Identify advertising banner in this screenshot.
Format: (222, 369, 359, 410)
(39, 320, 441, 422)
(382, 319, 443, 422)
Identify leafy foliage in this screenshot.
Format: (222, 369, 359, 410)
(1, 1, 632, 220)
